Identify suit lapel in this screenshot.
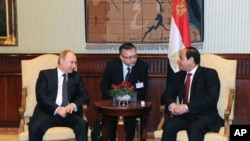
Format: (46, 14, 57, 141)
(129, 61, 139, 82)
(189, 66, 202, 101)
(52, 69, 58, 90)
(178, 71, 186, 102)
(117, 60, 125, 82)
(191, 66, 202, 90)
(48, 69, 59, 101)
(67, 73, 76, 100)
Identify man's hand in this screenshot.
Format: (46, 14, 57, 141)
(65, 103, 75, 114)
(173, 104, 189, 115)
(169, 103, 178, 115)
(57, 107, 67, 118)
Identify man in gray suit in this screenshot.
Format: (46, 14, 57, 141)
(161, 47, 223, 141)
(29, 50, 90, 141)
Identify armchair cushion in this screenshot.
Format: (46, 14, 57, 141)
(154, 127, 227, 141)
(19, 125, 75, 141)
(19, 124, 92, 141)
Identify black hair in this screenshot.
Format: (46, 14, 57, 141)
(119, 43, 136, 54)
(186, 47, 200, 64)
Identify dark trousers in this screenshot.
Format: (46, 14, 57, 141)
(28, 114, 88, 141)
(107, 116, 136, 141)
(161, 114, 223, 141)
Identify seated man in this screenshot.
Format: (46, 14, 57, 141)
(101, 43, 149, 141)
(28, 50, 90, 141)
(161, 47, 224, 141)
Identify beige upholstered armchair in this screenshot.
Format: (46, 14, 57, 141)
(18, 54, 90, 141)
(154, 54, 237, 141)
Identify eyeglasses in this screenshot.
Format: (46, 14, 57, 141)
(121, 54, 138, 60)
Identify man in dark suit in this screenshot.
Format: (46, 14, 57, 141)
(101, 43, 148, 141)
(29, 50, 90, 141)
(161, 47, 223, 141)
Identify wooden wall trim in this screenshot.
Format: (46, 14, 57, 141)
(1, 53, 250, 78)
(0, 54, 168, 77)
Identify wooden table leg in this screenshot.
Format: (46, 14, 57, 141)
(100, 115, 109, 141)
(140, 116, 148, 141)
(117, 116, 124, 141)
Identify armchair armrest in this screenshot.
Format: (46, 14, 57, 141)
(19, 88, 27, 133)
(156, 105, 166, 130)
(82, 104, 88, 121)
(224, 89, 235, 137)
(156, 103, 175, 130)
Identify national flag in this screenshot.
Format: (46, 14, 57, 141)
(168, 0, 191, 73)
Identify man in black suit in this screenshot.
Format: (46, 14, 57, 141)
(29, 50, 90, 141)
(161, 47, 223, 141)
(101, 43, 148, 141)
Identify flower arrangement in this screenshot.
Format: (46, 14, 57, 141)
(110, 81, 135, 97)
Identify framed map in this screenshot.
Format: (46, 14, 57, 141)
(0, 0, 17, 46)
(85, 0, 203, 48)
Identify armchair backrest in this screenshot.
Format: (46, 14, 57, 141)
(200, 54, 237, 121)
(21, 54, 59, 123)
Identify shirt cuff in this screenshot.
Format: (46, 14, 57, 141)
(71, 103, 78, 112)
(185, 105, 189, 112)
(54, 107, 59, 115)
(168, 105, 171, 111)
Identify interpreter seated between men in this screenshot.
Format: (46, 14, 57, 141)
(28, 50, 90, 141)
(101, 43, 149, 141)
(161, 47, 224, 141)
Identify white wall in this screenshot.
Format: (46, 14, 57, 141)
(0, 0, 249, 54)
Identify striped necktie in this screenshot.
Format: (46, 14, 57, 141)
(125, 67, 131, 81)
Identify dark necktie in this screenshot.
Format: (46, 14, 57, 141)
(184, 73, 192, 104)
(125, 67, 131, 81)
(62, 74, 68, 106)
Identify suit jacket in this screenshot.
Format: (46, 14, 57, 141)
(161, 66, 223, 131)
(33, 68, 90, 117)
(101, 59, 148, 100)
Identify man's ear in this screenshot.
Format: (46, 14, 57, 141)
(189, 57, 194, 63)
(119, 55, 123, 60)
(59, 58, 63, 64)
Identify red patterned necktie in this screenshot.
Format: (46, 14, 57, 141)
(184, 73, 192, 104)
